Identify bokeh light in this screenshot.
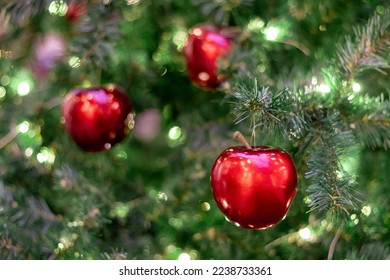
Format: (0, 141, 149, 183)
(352, 82, 361, 92)
(298, 227, 311, 240)
(17, 81, 31, 96)
(264, 26, 280, 41)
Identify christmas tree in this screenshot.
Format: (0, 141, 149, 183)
(1, 0, 389, 260)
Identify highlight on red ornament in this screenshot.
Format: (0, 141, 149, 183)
(210, 132, 298, 230)
(183, 23, 232, 90)
(62, 84, 134, 152)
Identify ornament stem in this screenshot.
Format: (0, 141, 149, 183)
(233, 131, 252, 150)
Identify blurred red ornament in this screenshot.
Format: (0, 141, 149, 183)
(62, 85, 134, 152)
(210, 143, 298, 229)
(66, 1, 87, 22)
(183, 23, 232, 90)
(32, 33, 65, 79)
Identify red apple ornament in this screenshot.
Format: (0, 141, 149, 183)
(183, 23, 232, 90)
(210, 132, 298, 229)
(62, 84, 134, 152)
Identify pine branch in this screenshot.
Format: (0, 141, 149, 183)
(70, 7, 122, 71)
(304, 125, 359, 214)
(335, 9, 390, 79)
(193, 0, 254, 25)
(347, 242, 390, 260)
(0, 0, 51, 25)
(343, 94, 390, 149)
(228, 79, 306, 143)
(0, 181, 60, 259)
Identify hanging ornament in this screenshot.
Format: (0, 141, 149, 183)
(183, 23, 232, 90)
(132, 109, 161, 143)
(210, 132, 298, 229)
(66, 0, 87, 23)
(32, 33, 65, 79)
(62, 84, 135, 152)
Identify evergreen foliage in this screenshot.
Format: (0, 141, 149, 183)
(0, 0, 389, 260)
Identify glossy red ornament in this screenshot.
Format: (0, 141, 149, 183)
(183, 23, 232, 90)
(210, 146, 298, 229)
(62, 85, 134, 152)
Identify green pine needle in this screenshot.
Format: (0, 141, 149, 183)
(335, 9, 390, 79)
(228, 79, 306, 143)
